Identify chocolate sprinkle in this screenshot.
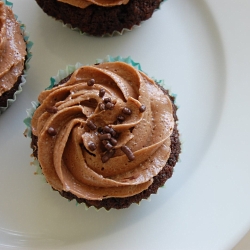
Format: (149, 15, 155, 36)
(104, 97, 111, 103)
(117, 115, 125, 122)
(99, 133, 111, 141)
(86, 120, 97, 130)
(101, 140, 109, 146)
(110, 138, 118, 146)
(103, 126, 112, 133)
(139, 105, 146, 113)
(87, 79, 95, 86)
(97, 127, 103, 133)
(122, 107, 132, 115)
(105, 102, 114, 110)
(88, 142, 96, 151)
(47, 127, 57, 136)
(121, 145, 135, 161)
(104, 142, 113, 151)
(103, 126, 116, 137)
(99, 88, 106, 97)
(101, 149, 115, 163)
(99, 103, 105, 111)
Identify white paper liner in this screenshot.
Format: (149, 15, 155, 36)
(0, 0, 33, 115)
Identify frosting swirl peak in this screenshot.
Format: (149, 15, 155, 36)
(31, 62, 174, 200)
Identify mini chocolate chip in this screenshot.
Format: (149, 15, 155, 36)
(105, 142, 113, 151)
(47, 127, 57, 136)
(139, 105, 146, 113)
(121, 145, 135, 161)
(104, 97, 111, 103)
(87, 79, 95, 86)
(101, 149, 115, 163)
(99, 88, 105, 97)
(46, 106, 58, 114)
(99, 133, 111, 140)
(117, 115, 125, 122)
(122, 107, 132, 115)
(86, 120, 97, 130)
(99, 103, 105, 111)
(88, 142, 96, 151)
(110, 138, 117, 146)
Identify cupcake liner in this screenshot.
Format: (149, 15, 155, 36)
(0, 0, 33, 115)
(24, 55, 179, 210)
(65, 0, 167, 37)
(62, 21, 140, 37)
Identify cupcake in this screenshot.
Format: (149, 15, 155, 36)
(25, 56, 181, 210)
(0, 0, 32, 115)
(35, 0, 165, 36)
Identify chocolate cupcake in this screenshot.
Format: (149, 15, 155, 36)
(0, 0, 32, 114)
(35, 0, 165, 36)
(24, 56, 181, 210)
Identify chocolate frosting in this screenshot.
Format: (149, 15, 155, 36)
(31, 62, 174, 200)
(58, 0, 129, 8)
(0, 3, 26, 96)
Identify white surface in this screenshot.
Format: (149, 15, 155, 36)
(0, 0, 249, 249)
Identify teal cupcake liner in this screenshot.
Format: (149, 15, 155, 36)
(0, 0, 33, 115)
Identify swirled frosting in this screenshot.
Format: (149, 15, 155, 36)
(57, 0, 129, 9)
(0, 2, 26, 96)
(31, 62, 174, 200)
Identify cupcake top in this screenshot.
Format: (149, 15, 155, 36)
(0, 2, 26, 96)
(31, 61, 174, 201)
(58, 0, 129, 8)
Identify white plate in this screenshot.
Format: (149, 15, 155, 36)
(1, 0, 250, 249)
